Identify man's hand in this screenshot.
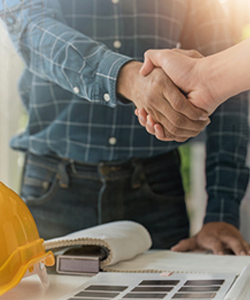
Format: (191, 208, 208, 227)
(134, 108, 180, 141)
(171, 222, 250, 256)
(140, 49, 222, 115)
(134, 49, 215, 141)
(117, 61, 209, 142)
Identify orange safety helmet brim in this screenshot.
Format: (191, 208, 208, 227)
(0, 248, 54, 296)
(0, 182, 55, 296)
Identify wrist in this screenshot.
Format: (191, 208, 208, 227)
(202, 51, 244, 104)
(199, 56, 227, 106)
(116, 61, 143, 100)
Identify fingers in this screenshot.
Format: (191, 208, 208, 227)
(140, 50, 163, 76)
(140, 48, 203, 78)
(171, 222, 250, 257)
(171, 237, 198, 252)
(136, 107, 210, 142)
(243, 241, 250, 255)
(162, 84, 208, 122)
(220, 235, 250, 256)
(139, 116, 167, 141)
(149, 99, 210, 135)
(135, 109, 165, 139)
(147, 116, 208, 142)
(154, 124, 166, 140)
(136, 109, 162, 138)
(195, 222, 250, 256)
(151, 82, 209, 127)
(135, 108, 147, 127)
(140, 55, 209, 125)
(170, 222, 250, 256)
(135, 65, 209, 141)
(199, 236, 225, 255)
(243, 242, 250, 255)
(156, 112, 209, 142)
(144, 114, 166, 139)
(198, 235, 250, 256)
(145, 115, 156, 135)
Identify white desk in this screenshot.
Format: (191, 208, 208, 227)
(1, 250, 250, 300)
(0, 274, 89, 300)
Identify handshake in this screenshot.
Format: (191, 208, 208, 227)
(117, 48, 227, 142)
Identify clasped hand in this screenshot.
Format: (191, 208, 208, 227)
(134, 48, 223, 141)
(117, 59, 209, 142)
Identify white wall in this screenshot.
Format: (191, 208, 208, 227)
(0, 22, 24, 193)
(240, 149, 250, 242)
(189, 143, 206, 235)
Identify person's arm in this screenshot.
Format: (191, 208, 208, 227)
(200, 37, 250, 104)
(0, 0, 132, 107)
(139, 37, 250, 116)
(0, 0, 208, 141)
(138, 0, 250, 255)
(177, 0, 250, 255)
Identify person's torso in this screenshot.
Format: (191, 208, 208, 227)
(14, 0, 189, 162)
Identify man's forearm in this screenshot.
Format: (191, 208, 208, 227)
(0, 0, 132, 106)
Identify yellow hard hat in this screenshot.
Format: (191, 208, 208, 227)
(0, 182, 55, 296)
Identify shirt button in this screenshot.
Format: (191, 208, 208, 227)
(103, 93, 110, 102)
(109, 137, 117, 145)
(113, 40, 122, 49)
(111, 0, 119, 3)
(73, 86, 80, 94)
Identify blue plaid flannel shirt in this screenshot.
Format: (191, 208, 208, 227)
(0, 0, 249, 228)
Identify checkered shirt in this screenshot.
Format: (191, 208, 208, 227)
(0, 0, 249, 228)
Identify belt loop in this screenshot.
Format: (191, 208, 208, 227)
(69, 159, 77, 174)
(131, 158, 145, 189)
(57, 160, 70, 188)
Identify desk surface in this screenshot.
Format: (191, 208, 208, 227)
(1, 250, 250, 300)
(0, 274, 89, 300)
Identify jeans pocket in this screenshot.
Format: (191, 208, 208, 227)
(142, 180, 184, 202)
(142, 163, 185, 202)
(21, 160, 60, 206)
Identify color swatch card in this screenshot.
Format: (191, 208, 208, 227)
(57, 272, 236, 300)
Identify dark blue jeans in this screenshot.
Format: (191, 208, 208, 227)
(21, 151, 189, 249)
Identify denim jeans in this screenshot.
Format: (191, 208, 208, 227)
(21, 151, 189, 249)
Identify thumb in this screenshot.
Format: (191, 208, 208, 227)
(139, 54, 155, 76)
(171, 237, 198, 252)
(139, 50, 164, 76)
